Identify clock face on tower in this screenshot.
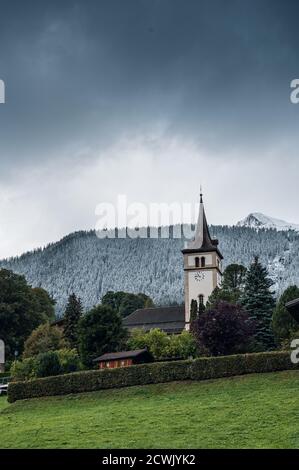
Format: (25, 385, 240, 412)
(194, 271, 205, 282)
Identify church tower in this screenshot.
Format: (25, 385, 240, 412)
(182, 192, 223, 328)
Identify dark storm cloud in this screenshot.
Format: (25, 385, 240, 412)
(1, 0, 299, 176)
(1, 0, 299, 257)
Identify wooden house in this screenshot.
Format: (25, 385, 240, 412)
(93, 348, 153, 370)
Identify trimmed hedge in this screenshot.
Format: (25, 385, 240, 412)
(8, 351, 298, 403)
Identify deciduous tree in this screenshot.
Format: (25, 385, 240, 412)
(23, 323, 67, 358)
(192, 301, 255, 356)
(0, 269, 54, 359)
(78, 305, 127, 366)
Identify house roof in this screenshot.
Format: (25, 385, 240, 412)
(123, 305, 185, 333)
(182, 193, 223, 258)
(93, 348, 149, 362)
(51, 318, 64, 327)
(285, 298, 299, 322)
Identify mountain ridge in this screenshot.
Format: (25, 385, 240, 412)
(1, 223, 299, 316)
(237, 212, 299, 232)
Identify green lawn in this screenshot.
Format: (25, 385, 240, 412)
(0, 370, 298, 449)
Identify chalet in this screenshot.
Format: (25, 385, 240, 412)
(286, 298, 299, 323)
(93, 348, 153, 369)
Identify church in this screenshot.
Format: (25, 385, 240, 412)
(123, 193, 223, 333)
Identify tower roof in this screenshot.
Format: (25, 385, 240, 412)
(182, 192, 223, 258)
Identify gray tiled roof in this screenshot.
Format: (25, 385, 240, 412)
(93, 348, 149, 362)
(123, 305, 185, 333)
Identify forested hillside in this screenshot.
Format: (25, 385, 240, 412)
(1, 225, 298, 315)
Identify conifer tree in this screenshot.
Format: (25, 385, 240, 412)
(221, 264, 247, 302)
(190, 299, 198, 322)
(197, 296, 206, 316)
(206, 286, 234, 309)
(241, 257, 275, 350)
(207, 264, 247, 309)
(63, 293, 83, 348)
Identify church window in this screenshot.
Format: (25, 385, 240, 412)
(198, 294, 204, 305)
(195, 257, 199, 267)
(201, 256, 205, 267)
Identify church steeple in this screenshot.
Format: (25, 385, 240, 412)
(182, 192, 224, 328)
(182, 191, 223, 258)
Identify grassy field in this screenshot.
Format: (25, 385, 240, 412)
(0, 370, 298, 449)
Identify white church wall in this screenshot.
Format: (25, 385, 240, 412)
(187, 270, 214, 305)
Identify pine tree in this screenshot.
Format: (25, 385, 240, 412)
(207, 264, 247, 309)
(197, 297, 206, 316)
(190, 299, 198, 322)
(63, 293, 83, 348)
(241, 257, 275, 350)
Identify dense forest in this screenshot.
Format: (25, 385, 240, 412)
(1, 225, 298, 315)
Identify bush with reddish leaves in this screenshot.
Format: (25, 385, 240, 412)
(191, 301, 256, 356)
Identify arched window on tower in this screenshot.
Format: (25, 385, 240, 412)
(195, 257, 199, 267)
(201, 256, 205, 267)
(198, 294, 204, 306)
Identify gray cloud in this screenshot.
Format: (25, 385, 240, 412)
(0, 0, 299, 256)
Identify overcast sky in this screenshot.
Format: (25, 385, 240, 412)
(0, 0, 299, 258)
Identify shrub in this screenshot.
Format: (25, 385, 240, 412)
(57, 348, 81, 374)
(140, 329, 169, 359)
(0, 372, 10, 378)
(10, 357, 37, 381)
(126, 328, 148, 350)
(164, 331, 197, 359)
(127, 328, 197, 360)
(11, 348, 80, 381)
(8, 351, 297, 403)
(280, 330, 299, 351)
(35, 351, 61, 378)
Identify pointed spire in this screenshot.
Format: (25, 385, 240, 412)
(185, 191, 220, 253)
(200, 184, 203, 204)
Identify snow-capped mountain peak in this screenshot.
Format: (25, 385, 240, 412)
(237, 212, 299, 232)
